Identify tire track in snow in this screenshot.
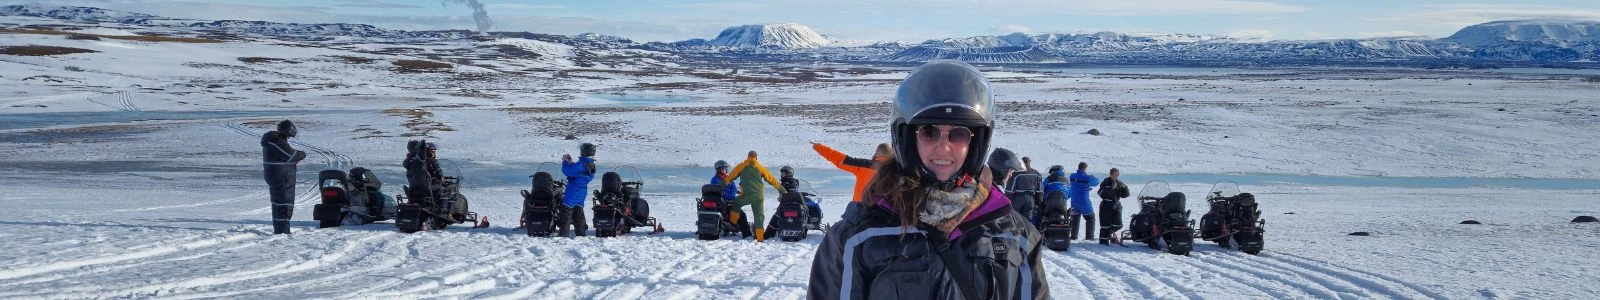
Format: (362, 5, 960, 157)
(170, 233, 422, 299)
(1063, 250, 1168, 299)
(0, 234, 289, 289)
(1075, 249, 1201, 300)
(370, 239, 523, 297)
(1266, 253, 1448, 300)
(0, 232, 258, 282)
(1188, 252, 1342, 299)
(112, 191, 264, 212)
(1204, 251, 1377, 298)
(1169, 252, 1301, 299)
(72, 231, 393, 299)
(1041, 252, 1114, 300)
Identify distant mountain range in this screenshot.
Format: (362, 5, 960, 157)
(4, 4, 1599, 65)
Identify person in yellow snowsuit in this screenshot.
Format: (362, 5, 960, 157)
(724, 151, 787, 241)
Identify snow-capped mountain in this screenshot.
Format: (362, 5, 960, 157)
(1444, 20, 1600, 61)
(0, 3, 158, 22)
(5, 4, 1600, 64)
(705, 23, 830, 49)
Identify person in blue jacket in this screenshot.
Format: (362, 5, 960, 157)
(1068, 162, 1101, 240)
(710, 160, 741, 232)
(558, 143, 597, 237)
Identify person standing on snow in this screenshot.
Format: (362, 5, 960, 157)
(261, 120, 307, 235)
(1068, 162, 1100, 241)
(1097, 167, 1131, 245)
(723, 151, 787, 242)
(808, 61, 1049, 299)
(810, 142, 892, 203)
(558, 143, 597, 237)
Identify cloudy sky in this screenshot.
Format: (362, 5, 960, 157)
(12, 0, 1600, 42)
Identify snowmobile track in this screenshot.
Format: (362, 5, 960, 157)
(111, 191, 264, 212)
(168, 233, 422, 299)
(0, 233, 289, 290)
(1265, 253, 1447, 300)
(58, 231, 391, 299)
(1073, 249, 1199, 300)
(219, 123, 354, 170)
(0, 231, 257, 283)
(1040, 253, 1115, 300)
(1169, 252, 1300, 299)
(1204, 251, 1387, 298)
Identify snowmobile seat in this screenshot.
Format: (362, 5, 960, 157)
(779, 190, 805, 205)
(1042, 190, 1070, 222)
(530, 172, 558, 207)
(601, 172, 622, 195)
(1161, 192, 1186, 214)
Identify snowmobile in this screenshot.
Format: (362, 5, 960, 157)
(694, 183, 735, 240)
(1199, 181, 1266, 255)
(1038, 189, 1077, 251)
(520, 163, 564, 237)
(591, 166, 663, 237)
(1123, 180, 1195, 255)
(395, 141, 485, 233)
(312, 167, 397, 228)
(767, 168, 827, 242)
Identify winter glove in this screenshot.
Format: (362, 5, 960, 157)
(291, 150, 307, 163)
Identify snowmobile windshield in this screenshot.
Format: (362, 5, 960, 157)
(1208, 181, 1241, 200)
(1137, 180, 1172, 202)
(436, 159, 463, 180)
(320, 179, 344, 189)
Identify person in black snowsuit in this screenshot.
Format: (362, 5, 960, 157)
(1097, 168, 1131, 245)
(808, 61, 1049, 299)
(261, 120, 307, 235)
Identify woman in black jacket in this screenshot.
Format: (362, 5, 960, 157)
(807, 61, 1050, 300)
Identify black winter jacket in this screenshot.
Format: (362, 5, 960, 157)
(808, 186, 1051, 300)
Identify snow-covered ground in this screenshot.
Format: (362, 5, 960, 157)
(4, 15, 1600, 299)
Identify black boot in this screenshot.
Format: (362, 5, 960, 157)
(1084, 215, 1097, 241)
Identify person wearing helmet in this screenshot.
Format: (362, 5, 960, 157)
(987, 147, 1021, 190)
(558, 143, 597, 237)
(261, 120, 307, 235)
(1067, 162, 1101, 241)
(709, 160, 741, 233)
(771, 166, 823, 235)
(809, 142, 892, 203)
(808, 61, 1049, 300)
(723, 151, 788, 241)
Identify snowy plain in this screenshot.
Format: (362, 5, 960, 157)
(2, 14, 1600, 299)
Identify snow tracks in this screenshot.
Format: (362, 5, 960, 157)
(1044, 245, 1445, 300)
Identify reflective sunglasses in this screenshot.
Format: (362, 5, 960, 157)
(916, 125, 974, 145)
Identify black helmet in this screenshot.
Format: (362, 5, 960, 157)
(714, 160, 729, 171)
(987, 147, 1020, 173)
(890, 61, 993, 183)
(276, 120, 297, 138)
(1048, 165, 1065, 177)
(580, 143, 596, 157)
(780, 165, 794, 178)
(407, 140, 421, 154)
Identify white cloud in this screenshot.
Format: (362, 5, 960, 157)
(334, 0, 421, 9)
(1393, 4, 1600, 27)
(1225, 29, 1273, 40)
(1355, 30, 1422, 38)
(987, 24, 1032, 35)
(485, 3, 565, 10)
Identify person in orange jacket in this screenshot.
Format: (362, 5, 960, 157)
(810, 142, 892, 203)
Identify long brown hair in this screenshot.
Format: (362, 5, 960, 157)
(864, 156, 925, 229)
